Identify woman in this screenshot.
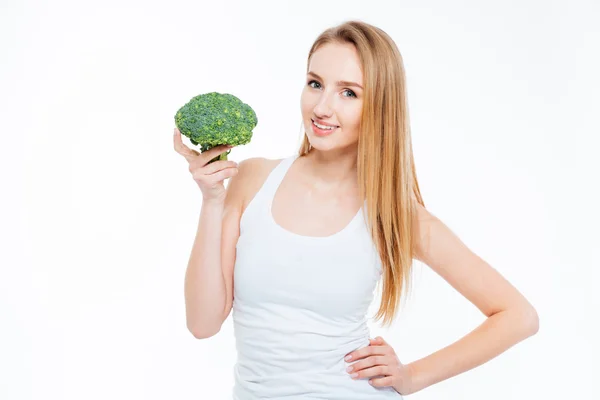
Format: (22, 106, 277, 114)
(175, 20, 539, 399)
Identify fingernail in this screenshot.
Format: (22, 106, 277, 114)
(345, 355, 352, 361)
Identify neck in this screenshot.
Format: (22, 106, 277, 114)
(301, 147, 358, 191)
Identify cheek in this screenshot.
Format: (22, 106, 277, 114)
(341, 105, 362, 128)
(300, 91, 313, 114)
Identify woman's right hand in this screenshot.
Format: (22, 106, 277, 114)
(173, 127, 239, 203)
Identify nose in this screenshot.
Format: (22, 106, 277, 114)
(313, 91, 334, 119)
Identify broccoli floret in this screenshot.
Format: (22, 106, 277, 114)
(174, 92, 258, 163)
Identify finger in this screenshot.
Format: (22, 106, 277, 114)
(351, 364, 388, 380)
(173, 128, 199, 161)
(367, 342, 390, 357)
(348, 342, 390, 361)
(368, 375, 394, 387)
(206, 166, 238, 181)
(370, 337, 389, 350)
(346, 344, 374, 361)
(199, 145, 233, 165)
(200, 160, 238, 175)
(347, 355, 386, 374)
(173, 127, 200, 155)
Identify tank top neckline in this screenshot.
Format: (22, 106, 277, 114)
(266, 153, 364, 242)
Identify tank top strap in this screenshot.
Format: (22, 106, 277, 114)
(238, 153, 299, 236)
(259, 153, 299, 202)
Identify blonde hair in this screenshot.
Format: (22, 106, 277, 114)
(298, 20, 426, 328)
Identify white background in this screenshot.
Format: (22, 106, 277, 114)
(1, 0, 598, 399)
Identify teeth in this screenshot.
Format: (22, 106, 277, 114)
(313, 120, 337, 130)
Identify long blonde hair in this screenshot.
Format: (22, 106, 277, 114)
(297, 20, 426, 328)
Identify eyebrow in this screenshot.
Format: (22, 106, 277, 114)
(307, 71, 363, 90)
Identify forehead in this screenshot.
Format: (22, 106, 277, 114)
(308, 42, 363, 84)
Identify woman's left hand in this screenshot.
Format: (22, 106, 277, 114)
(344, 336, 414, 395)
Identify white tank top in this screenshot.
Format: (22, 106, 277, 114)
(232, 153, 401, 399)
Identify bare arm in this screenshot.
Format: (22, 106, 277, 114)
(184, 198, 228, 338)
(183, 158, 259, 338)
(406, 203, 539, 394)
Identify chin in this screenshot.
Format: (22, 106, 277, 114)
(307, 140, 343, 152)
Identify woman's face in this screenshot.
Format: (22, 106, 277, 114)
(301, 42, 364, 151)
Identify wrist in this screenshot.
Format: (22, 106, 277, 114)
(405, 361, 424, 395)
(202, 197, 225, 207)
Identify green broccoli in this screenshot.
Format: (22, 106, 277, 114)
(174, 92, 257, 164)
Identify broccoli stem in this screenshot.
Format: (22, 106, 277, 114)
(205, 147, 231, 164)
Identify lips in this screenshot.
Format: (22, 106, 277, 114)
(311, 119, 338, 136)
(312, 118, 339, 128)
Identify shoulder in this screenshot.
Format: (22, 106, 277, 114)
(411, 201, 476, 275)
(235, 156, 284, 186)
(228, 156, 287, 213)
(411, 200, 439, 262)
(236, 156, 281, 176)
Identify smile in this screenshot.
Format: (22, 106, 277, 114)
(311, 119, 339, 136)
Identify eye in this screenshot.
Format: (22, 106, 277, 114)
(342, 89, 357, 98)
(307, 80, 357, 98)
(307, 79, 321, 89)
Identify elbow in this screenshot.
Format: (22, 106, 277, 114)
(187, 323, 220, 340)
(521, 304, 539, 337)
(528, 307, 540, 336)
